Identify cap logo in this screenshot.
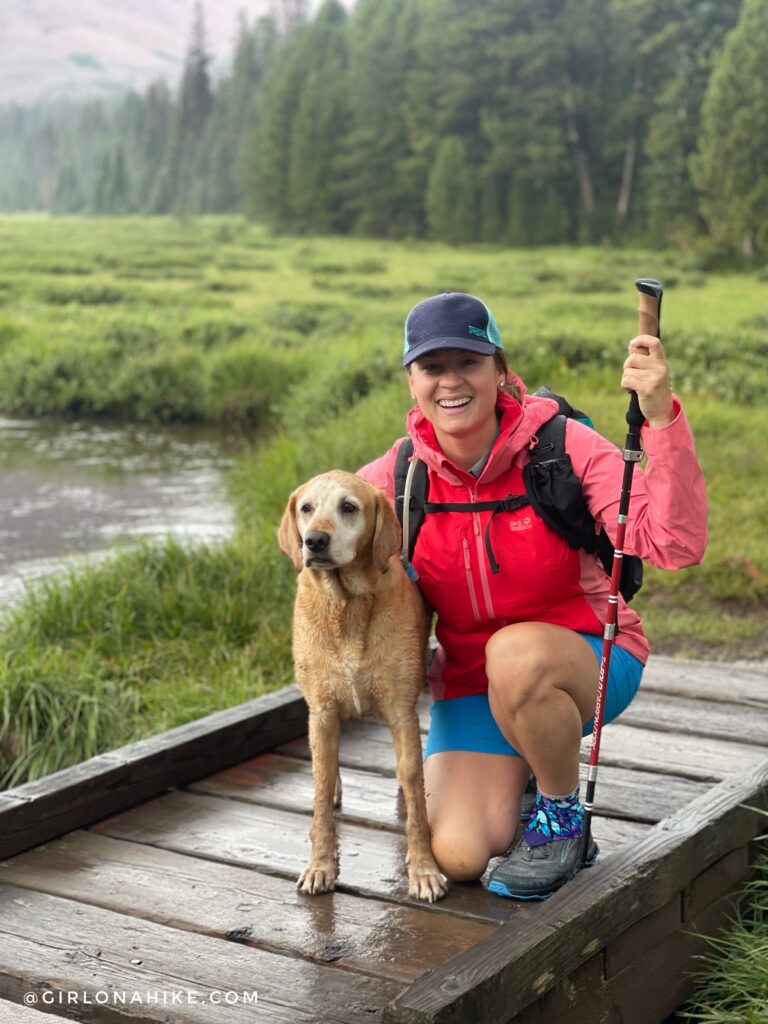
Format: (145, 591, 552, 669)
(468, 325, 488, 339)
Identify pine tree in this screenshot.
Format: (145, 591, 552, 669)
(692, 0, 768, 256)
(154, 0, 215, 213)
(236, 16, 279, 217)
(287, 0, 352, 232)
(202, 13, 278, 212)
(249, 33, 307, 224)
(135, 80, 174, 212)
(93, 154, 112, 213)
(51, 162, 85, 213)
(426, 137, 475, 243)
(178, 2, 213, 138)
(640, 0, 741, 245)
(109, 145, 130, 213)
(345, 0, 421, 236)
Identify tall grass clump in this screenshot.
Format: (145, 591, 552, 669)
(677, 849, 767, 1023)
(0, 536, 294, 786)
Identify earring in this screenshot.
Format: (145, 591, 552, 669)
(498, 380, 505, 388)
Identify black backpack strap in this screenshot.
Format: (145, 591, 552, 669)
(524, 415, 599, 554)
(526, 413, 643, 602)
(394, 438, 427, 566)
(532, 385, 589, 422)
(395, 434, 529, 574)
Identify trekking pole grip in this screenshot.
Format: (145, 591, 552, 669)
(635, 277, 663, 340)
(630, 278, 664, 429)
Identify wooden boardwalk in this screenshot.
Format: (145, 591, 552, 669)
(0, 656, 766, 1023)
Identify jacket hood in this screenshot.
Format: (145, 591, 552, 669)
(406, 381, 560, 486)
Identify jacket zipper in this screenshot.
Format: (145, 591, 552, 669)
(462, 538, 482, 621)
(468, 486, 498, 620)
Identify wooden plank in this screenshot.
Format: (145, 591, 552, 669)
(280, 720, 402, 776)
(682, 845, 751, 922)
(641, 656, 768, 707)
(580, 722, 766, 782)
(192, 751, 705, 826)
(620, 691, 768, 746)
(0, 686, 307, 862)
(511, 889, 742, 1024)
(190, 753, 408, 831)
(381, 757, 768, 1023)
(90, 789, 649, 926)
(590, 889, 744, 1024)
(0, 883, 401, 1024)
(0, 830, 494, 986)
(603, 894, 681, 979)
(0, 997, 73, 1022)
(281, 708, 765, 790)
(508, 955, 604, 1024)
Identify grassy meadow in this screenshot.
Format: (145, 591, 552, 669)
(1, 214, 767, 787)
(0, 215, 766, 1023)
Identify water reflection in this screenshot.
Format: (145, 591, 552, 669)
(0, 417, 241, 605)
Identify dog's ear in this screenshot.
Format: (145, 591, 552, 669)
(372, 489, 402, 572)
(278, 488, 304, 573)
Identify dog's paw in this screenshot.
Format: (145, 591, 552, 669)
(408, 860, 447, 903)
(298, 862, 336, 895)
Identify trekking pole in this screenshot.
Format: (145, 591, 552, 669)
(580, 277, 663, 868)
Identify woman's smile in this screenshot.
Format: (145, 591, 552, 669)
(436, 395, 474, 411)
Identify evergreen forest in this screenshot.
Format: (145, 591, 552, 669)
(2, 0, 768, 257)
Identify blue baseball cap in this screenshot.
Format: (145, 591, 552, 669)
(403, 292, 504, 367)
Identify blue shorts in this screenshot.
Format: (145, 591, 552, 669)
(424, 633, 644, 759)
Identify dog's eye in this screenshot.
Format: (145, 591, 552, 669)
(299, 503, 313, 515)
(341, 501, 358, 515)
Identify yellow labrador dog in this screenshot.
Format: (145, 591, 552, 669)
(278, 470, 445, 903)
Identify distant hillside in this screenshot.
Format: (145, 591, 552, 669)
(0, 0, 276, 105)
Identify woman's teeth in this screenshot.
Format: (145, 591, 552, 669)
(438, 397, 472, 408)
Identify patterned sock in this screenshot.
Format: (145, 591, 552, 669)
(524, 785, 584, 848)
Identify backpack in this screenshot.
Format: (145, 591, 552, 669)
(394, 386, 643, 602)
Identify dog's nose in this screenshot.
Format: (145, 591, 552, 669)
(304, 531, 331, 553)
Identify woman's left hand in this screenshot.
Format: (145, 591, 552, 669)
(621, 335, 675, 429)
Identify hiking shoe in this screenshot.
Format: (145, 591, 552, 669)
(487, 834, 599, 900)
(519, 773, 536, 825)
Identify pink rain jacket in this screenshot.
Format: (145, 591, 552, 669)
(358, 384, 708, 702)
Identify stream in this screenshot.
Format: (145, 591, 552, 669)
(0, 416, 241, 607)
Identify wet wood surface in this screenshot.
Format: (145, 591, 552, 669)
(86, 788, 650, 923)
(190, 750, 704, 825)
(0, 830, 493, 985)
(0, 656, 766, 1023)
(0, 883, 399, 1023)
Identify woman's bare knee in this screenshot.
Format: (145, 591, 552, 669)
(486, 623, 600, 724)
(430, 829, 490, 882)
(486, 627, 552, 689)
